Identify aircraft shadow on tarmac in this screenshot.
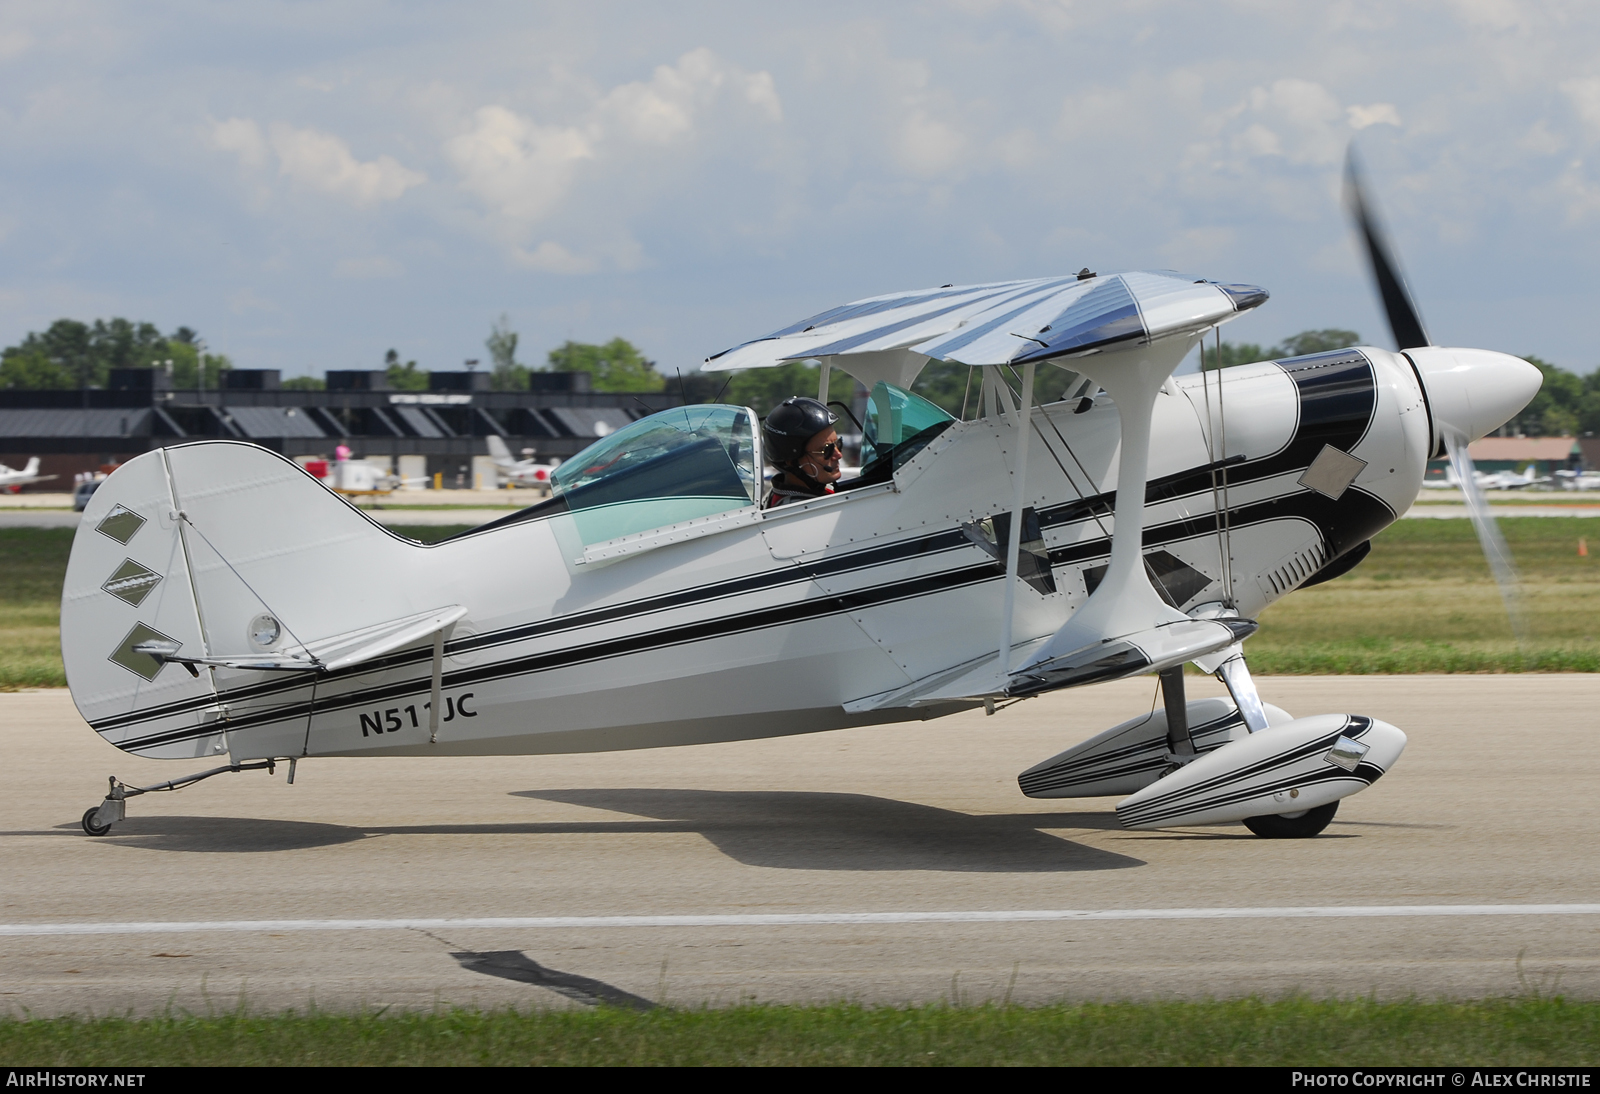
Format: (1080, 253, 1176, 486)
(46, 815, 367, 852)
(43, 792, 1142, 870)
(514, 788, 1142, 873)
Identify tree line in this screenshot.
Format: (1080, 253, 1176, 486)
(0, 319, 232, 390)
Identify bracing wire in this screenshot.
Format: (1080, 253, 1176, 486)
(1217, 328, 1235, 605)
(178, 513, 320, 663)
(1036, 377, 1114, 541)
(1199, 336, 1228, 604)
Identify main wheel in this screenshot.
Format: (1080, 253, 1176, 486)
(1242, 800, 1338, 839)
(81, 807, 112, 837)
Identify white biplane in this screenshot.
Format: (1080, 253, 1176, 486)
(64, 161, 1540, 839)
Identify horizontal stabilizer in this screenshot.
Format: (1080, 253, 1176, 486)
(139, 605, 467, 674)
(1007, 617, 1256, 697)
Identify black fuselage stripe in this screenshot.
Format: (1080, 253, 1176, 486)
(92, 527, 979, 732)
(1037, 352, 1378, 529)
(110, 561, 1003, 748)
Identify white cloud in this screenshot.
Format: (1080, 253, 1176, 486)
(1445, 0, 1535, 32)
(0, 29, 33, 60)
(268, 123, 425, 205)
(1555, 159, 1600, 222)
(1199, 80, 1404, 180)
(598, 47, 781, 143)
(1521, 120, 1565, 154)
(1238, 79, 1346, 165)
(1160, 226, 1236, 270)
(211, 118, 425, 206)
(512, 241, 598, 274)
(895, 109, 967, 175)
(335, 256, 404, 279)
(445, 106, 594, 226)
(211, 117, 270, 169)
(228, 288, 280, 315)
(1561, 78, 1600, 133)
(447, 48, 782, 266)
(1347, 103, 1402, 130)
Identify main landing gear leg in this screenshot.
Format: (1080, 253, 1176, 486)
(1205, 648, 1339, 838)
(80, 758, 296, 836)
(1212, 649, 1270, 734)
(1159, 666, 1195, 770)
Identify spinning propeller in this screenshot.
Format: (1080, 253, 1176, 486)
(1344, 150, 1538, 650)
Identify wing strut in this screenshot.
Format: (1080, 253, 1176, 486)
(428, 629, 445, 743)
(1009, 333, 1249, 691)
(998, 360, 1037, 678)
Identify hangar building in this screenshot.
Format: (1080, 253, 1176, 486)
(0, 368, 684, 489)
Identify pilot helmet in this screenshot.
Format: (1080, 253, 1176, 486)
(762, 397, 839, 467)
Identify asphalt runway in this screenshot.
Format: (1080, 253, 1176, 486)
(3, 675, 1598, 1017)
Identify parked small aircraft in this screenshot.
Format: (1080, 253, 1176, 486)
(1478, 467, 1549, 490)
(62, 154, 1541, 840)
(1421, 462, 1548, 491)
(324, 445, 428, 497)
(486, 434, 560, 491)
(1555, 469, 1600, 490)
(0, 456, 53, 493)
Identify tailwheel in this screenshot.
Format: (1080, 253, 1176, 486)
(81, 806, 113, 837)
(1242, 800, 1338, 839)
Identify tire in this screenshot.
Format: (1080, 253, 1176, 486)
(1242, 800, 1338, 839)
(81, 807, 112, 837)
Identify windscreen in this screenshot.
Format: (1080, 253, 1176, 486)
(859, 382, 956, 474)
(551, 404, 760, 545)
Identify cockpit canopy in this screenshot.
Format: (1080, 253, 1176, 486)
(467, 386, 957, 549)
(859, 382, 955, 472)
(551, 404, 762, 545)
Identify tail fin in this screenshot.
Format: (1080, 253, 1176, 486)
(63, 441, 444, 758)
(484, 434, 514, 466)
(23, 456, 39, 476)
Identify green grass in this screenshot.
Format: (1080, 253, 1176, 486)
(1247, 517, 1600, 674)
(0, 528, 73, 689)
(1, 999, 1596, 1066)
(6, 518, 1597, 689)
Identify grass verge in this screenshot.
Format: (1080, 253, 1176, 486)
(1246, 517, 1600, 673)
(2, 999, 1597, 1066)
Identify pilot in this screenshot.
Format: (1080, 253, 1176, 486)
(762, 396, 844, 507)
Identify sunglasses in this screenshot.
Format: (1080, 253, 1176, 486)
(807, 441, 845, 460)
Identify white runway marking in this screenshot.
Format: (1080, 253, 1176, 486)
(4, 904, 1600, 938)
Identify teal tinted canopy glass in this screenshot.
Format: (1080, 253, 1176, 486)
(861, 382, 956, 469)
(552, 404, 760, 545)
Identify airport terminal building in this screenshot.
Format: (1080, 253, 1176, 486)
(0, 368, 684, 489)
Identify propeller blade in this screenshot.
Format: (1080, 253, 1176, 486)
(1442, 430, 1529, 654)
(1344, 149, 1431, 350)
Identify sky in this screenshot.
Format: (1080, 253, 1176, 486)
(2, 0, 1599, 380)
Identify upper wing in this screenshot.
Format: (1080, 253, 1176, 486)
(704, 271, 1267, 373)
